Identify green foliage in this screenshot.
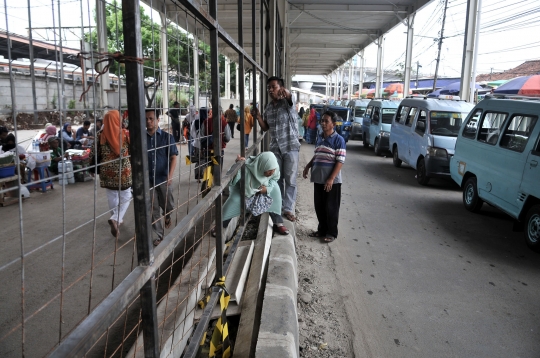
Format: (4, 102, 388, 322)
(68, 99, 76, 110)
(51, 93, 57, 109)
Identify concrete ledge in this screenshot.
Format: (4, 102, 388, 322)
(255, 221, 299, 358)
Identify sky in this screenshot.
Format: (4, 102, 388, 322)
(1, 0, 539, 78)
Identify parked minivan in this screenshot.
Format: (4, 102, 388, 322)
(362, 99, 399, 155)
(326, 105, 352, 142)
(450, 95, 540, 251)
(348, 99, 371, 140)
(389, 96, 474, 185)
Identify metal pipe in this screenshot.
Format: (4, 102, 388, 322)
(121, 0, 159, 355)
(375, 36, 384, 98)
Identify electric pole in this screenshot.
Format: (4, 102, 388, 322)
(432, 0, 449, 91)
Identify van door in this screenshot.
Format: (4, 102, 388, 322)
(363, 105, 373, 144)
(391, 105, 410, 164)
(404, 107, 418, 167)
(369, 106, 381, 146)
(518, 119, 540, 214)
(409, 109, 427, 167)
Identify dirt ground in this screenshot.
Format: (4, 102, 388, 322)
(294, 149, 355, 358)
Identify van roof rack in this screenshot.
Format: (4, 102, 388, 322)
(485, 94, 540, 101)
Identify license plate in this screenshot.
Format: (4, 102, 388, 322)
(336, 121, 343, 125)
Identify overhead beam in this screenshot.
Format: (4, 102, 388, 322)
(288, 4, 408, 12)
(290, 28, 378, 35)
(291, 43, 361, 49)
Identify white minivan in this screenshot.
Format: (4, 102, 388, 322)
(450, 95, 540, 251)
(389, 96, 474, 185)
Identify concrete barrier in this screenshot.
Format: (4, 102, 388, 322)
(255, 220, 299, 358)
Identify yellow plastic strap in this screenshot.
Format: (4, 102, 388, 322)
(212, 156, 219, 165)
(185, 155, 191, 165)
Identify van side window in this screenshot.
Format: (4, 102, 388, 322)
(406, 107, 417, 127)
(478, 112, 508, 145)
(365, 106, 373, 117)
(415, 110, 427, 136)
(463, 109, 482, 139)
(500, 115, 538, 153)
(372, 107, 380, 125)
(396, 106, 409, 124)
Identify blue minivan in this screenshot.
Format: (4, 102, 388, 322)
(389, 96, 474, 185)
(348, 99, 371, 140)
(450, 95, 540, 251)
(362, 99, 399, 155)
(326, 105, 352, 142)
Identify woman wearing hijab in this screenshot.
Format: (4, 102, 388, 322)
(61, 123, 81, 148)
(307, 108, 318, 144)
(218, 151, 289, 236)
(90, 110, 132, 238)
(42, 125, 57, 143)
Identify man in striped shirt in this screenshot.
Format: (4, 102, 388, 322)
(303, 111, 346, 243)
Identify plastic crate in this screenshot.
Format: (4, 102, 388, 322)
(0, 165, 15, 178)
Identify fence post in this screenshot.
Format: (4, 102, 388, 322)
(122, 0, 160, 356)
(209, 0, 224, 279)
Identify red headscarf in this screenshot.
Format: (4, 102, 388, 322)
(101, 110, 129, 157)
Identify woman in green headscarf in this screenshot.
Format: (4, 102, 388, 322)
(220, 151, 289, 235)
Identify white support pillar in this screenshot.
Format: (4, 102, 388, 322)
(160, 13, 169, 116)
(194, 31, 200, 108)
(460, 0, 481, 103)
(235, 62, 239, 99)
(338, 68, 343, 100)
(403, 13, 415, 99)
(348, 60, 353, 100)
(334, 71, 338, 100)
(375, 36, 385, 98)
(225, 56, 231, 99)
(358, 51, 364, 97)
(96, 0, 109, 107)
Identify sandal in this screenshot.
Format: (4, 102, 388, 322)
(283, 212, 296, 222)
(323, 236, 336, 243)
(274, 225, 290, 235)
(308, 231, 324, 238)
(165, 217, 172, 229)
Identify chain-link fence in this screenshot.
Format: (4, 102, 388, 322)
(0, 0, 275, 355)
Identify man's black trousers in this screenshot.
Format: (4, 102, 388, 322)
(314, 182, 341, 239)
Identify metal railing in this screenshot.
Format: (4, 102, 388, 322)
(0, 0, 277, 356)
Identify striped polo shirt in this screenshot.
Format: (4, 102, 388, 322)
(310, 131, 346, 184)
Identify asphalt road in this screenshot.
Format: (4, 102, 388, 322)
(323, 140, 540, 357)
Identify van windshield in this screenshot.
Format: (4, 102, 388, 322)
(429, 111, 468, 136)
(354, 107, 366, 117)
(334, 109, 349, 122)
(381, 109, 397, 124)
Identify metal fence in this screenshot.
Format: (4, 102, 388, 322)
(0, 0, 277, 356)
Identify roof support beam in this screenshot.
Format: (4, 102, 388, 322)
(288, 4, 408, 12)
(290, 28, 378, 35)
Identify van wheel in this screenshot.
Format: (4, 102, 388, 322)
(374, 139, 381, 156)
(463, 177, 483, 213)
(393, 147, 402, 168)
(525, 205, 540, 252)
(416, 158, 430, 185)
(363, 134, 369, 148)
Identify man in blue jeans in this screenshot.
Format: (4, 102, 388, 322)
(252, 76, 301, 226)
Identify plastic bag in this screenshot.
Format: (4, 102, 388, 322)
(245, 193, 273, 216)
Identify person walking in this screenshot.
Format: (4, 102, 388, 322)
(90, 110, 133, 238)
(146, 109, 179, 246)
(302, 111, 346, 243)
(224, 103, 238, 139)
(167, 101, 182, 143)
(252, 76, 300, 222)
(239, 105, 255, 147)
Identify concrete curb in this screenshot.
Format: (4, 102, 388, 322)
(255, 220, 299, 358)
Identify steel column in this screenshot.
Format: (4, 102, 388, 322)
(348, 60, 353, 100)
(403, 13, 415, 99)
(375, 36, 384, 98)
(238, 0, 247, 224)
(460, 0, 480, 103)
(252, 0, 258, 153)
(225, 56, 231, 99)
(236, 62, 240, 99)
(359, 50, 364, 97)
(121, 0, 159, 356)
(160, 12, 169, 116)
(194, 32, 200, 108)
